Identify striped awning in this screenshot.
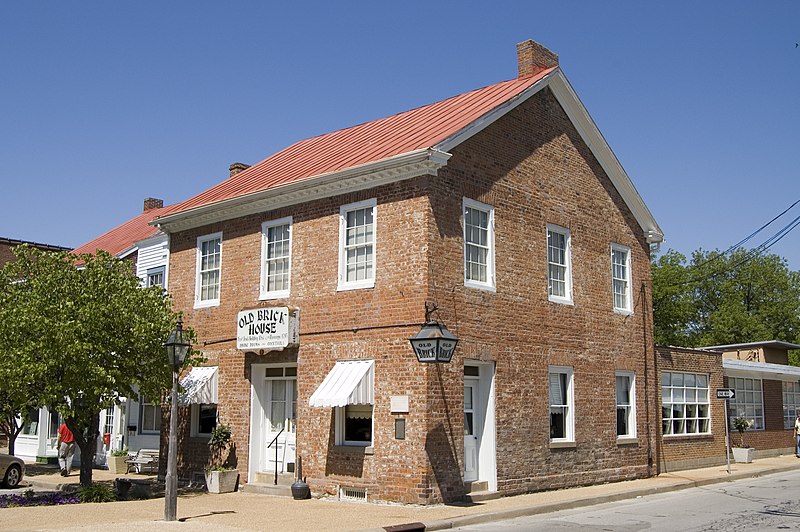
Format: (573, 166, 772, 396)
(179, 366, 218, 405)
(308, 360, 374, 408)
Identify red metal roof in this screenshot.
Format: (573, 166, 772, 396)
(72, 206, 167, 258)
(158, 69, 555, 219)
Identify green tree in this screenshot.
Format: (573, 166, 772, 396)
(652, 248, 800, 354)
(0, 245, 197, 485)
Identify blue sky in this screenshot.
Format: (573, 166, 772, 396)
(2, 2, 799, 269)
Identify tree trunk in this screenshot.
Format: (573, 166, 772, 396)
(66, 414, 100, 487)
(1, 414, 23, 456)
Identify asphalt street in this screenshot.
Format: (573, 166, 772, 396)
(454, 468, 800, 531)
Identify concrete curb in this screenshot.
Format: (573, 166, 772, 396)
(365, 463, 800, 531)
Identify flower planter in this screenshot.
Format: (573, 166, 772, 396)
(732, 447, 754, 463)
(205, 469, 239, 494)
(107, 455, 129, 474)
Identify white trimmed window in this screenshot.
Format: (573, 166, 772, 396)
(463, 198, 495, 291)
(338, 199, 376, 291)
(616, 371, 636, 438)
(139, 397, 161, 434)
(611, 244, 632, 313)
(190, 403, 218, 438)
(260, 217, 292, 299)
(547, 225, 572, 304)
(729, 377, 764, 430)
(146, 266, 165, 288)
(549, 366, 574, 442)
(195, 232, 222, 308)
(336, 404, 373, 446)
(661, 371, 710, 435)
(783, 381, 800, 429)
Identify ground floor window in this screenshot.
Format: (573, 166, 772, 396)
(616, 371, 636, 438)
(728, 377, 764, 430)
(336, 404, 372, 446)
(20, 407, 40, 436)
(549, 366, 574, 442)
(140, 397, 161, 434)
(783, 381, 800, 429)
(191, 403, 218, 437)
(661, 371, 710, 435)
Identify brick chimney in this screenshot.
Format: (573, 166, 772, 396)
(517, 39, 559, 78)
(229, 162, 250, 177)
(143, 197, 164, 212)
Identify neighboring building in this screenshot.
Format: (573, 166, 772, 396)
(14, 198, 170, 465)
(657, 341, 800, 473)
(0, 237, 70, 267)
(153, 39, 663, 503)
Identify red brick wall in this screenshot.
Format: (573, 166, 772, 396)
(166, 86, 658, 503)
(657, 346, 727, 472)
(722, 376, 796, 455)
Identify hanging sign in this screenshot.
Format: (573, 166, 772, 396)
(236, 307, 299, 350)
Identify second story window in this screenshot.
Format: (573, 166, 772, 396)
(547, 225, 572, 304)
(261, 217, 292, 299)
(463, 198, 495, 291)
(338, 199, 376, 291)
(195, 232, 222, 308)
(611, 244, 632, 313)
(146, 266, 165, 288)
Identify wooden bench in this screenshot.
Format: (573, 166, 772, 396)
(125, 449, 159, 474)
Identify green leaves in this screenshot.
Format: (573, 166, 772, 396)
(652, 248, 800, 352)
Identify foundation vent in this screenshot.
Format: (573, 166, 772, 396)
(339, 486, 367, 502)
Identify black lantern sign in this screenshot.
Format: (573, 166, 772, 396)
(409, 321, 459, 363)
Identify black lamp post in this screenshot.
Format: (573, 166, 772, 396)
(409, 321, 459, 363)
(164, 318, 190, 522)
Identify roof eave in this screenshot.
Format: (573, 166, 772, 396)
(153, 148, 451, 234)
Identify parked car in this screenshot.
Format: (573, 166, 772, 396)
(0, 454, 24, 488)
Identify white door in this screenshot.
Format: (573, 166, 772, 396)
(263, 372, 297, 473)
(464, 377, 479, 482)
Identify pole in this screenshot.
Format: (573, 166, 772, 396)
(165, 369, 178, 521)
(724, 398, 731, 475)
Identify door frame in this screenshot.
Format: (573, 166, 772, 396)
(463, 361, 497, 491)
(248, 363, 297, 483)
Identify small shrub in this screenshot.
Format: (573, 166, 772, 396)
(732, 416, 752, 447)
(111, 447, 130, 457)
(0, 492, 80, 508)
(77, 483, 117, 503)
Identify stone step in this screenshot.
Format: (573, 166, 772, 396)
(253, 471, 295, 485)
(465, 490, 501, 503)
(242, 482, 293, 497)
(464, 480, 488, 493)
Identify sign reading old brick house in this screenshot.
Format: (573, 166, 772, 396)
(236, 307, 299, 350)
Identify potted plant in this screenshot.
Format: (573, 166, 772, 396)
(731, 416, 754, 463)
(204, 423, 239, 493)
(107, 447, 130, 474)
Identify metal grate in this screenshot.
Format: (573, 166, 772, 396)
(339, 486, 367, 502)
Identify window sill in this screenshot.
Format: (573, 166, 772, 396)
(194, 300, 220, 310)
(616, 437, 639, 445)
(337, 281, 375, 292)
(464, 280, 497, 293)
(334, 444, 374, 455)
(549, 440, 576, 449)
(548, 296, 574, 306)
(259, 291, 290, 301)
(613, 308, 633, 316)
(662, 433, 713, 441)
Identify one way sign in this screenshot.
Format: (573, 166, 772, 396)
(716, 388, 736, 399)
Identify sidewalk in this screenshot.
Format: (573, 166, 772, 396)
(1, 454, 798, 532)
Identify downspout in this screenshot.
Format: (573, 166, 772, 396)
(641, 281, 661, 476)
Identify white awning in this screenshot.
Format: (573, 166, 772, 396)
(723, 358, 800, 382)
(179, 366, 218, 405)
(308, 360, 374, 408)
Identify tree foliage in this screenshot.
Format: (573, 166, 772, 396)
(0, 245, 198, 485)
(652, 249, 800, 358)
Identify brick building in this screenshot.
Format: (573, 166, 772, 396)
(0, 237, 69, 267)
(153, 39, 664, 503)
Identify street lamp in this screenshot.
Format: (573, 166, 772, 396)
(164, 318, 190, 522)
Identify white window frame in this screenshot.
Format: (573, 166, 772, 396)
(463, 198, 496, 291)
(139, 396, 161, 435)
(661, 371, 711, 436)
(548, 365, 575, 443)
(611, 244, 633, 314)
(547, 224, 572, 305)
(729, 377, 765, 430)
(190, 403, 218, 438)
(146, 266, 166, 288)
(337, 199, 376, 291)
(783, 381, 800, 429)
(260, 217, 292, 300)
(335, 404, 374, 447)
(194, 232, 222, 308)
(615, 371, 636, 439)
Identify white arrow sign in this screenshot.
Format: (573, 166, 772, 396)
(716, 388, 735, 399)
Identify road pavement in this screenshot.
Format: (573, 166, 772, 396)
(0, 454, 797, 531)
